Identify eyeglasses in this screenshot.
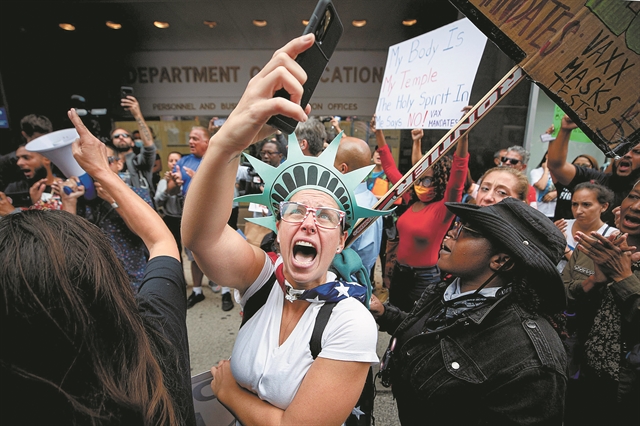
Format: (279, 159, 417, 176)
(260, 150, 280, 156)
(279, 201, 345, 229)
(451, 222, 483, 240)
(416, 176, 433, 187)
(501, 157, 521, 165)
(108, 156, 119, 164)
(112, 133, 131, 139)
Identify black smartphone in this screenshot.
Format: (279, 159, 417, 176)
(4, 191, 32, 208)
(267, 0, 343, 134)
(120, 86, 134, 99)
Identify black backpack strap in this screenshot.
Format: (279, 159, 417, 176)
(310, 302, 337, 359)
(240, 272, 277, 328)
(309, 300, 375, 426)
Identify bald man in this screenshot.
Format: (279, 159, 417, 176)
(334, 136, 383, 274)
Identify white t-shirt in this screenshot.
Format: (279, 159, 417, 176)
(530, 167, 557, 218)
(231, 255, 379, 410)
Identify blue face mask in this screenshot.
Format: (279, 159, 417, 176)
(134, 139, 143, 148)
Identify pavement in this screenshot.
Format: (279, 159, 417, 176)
(183, 251, 401, 426)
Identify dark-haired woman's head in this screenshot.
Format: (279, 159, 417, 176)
(0, 210, 179, 425)
(572, 154, 598, 170)
(412, 155, 452, 204)
(572, 182, 613, 225)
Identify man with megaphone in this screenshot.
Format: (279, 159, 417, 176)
(1, 115, 66, 216)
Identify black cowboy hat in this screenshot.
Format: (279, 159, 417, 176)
(445, 198, 566, 312)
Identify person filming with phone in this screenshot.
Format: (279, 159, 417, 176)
(182, 30, 387, 425)
(110, 93, 157, 201)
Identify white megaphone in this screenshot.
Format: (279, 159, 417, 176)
(26, 128, 97, 200)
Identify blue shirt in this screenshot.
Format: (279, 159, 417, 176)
(176, 154, 203, 195)
(350, 183, 383, 273)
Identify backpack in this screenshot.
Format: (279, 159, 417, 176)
(240, 273, 375, 426)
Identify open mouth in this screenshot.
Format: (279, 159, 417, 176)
(293, 240, 317, 264)
(623, 214, 640, 227)
(440, 242, 452, 254)
(617, 159, 631, 171)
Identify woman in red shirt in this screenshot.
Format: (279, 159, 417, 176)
(372, 117, 469, 312)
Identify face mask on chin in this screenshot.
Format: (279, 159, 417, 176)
(414, 184, 436, 203)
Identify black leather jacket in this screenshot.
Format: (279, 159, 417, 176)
(377, 282, 567, 425)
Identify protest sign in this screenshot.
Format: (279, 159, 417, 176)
(347, 66, 526, 245)
(449, 0, 639, 157)
(191, 371, 235, 426)
(374, 18, 487, 130)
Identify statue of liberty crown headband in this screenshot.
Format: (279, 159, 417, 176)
(235, 131, 393, 235)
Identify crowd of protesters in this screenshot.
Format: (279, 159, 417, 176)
(0, 32, 638, 426)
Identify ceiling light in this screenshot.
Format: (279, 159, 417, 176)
(106, 21, 122, 30)
(253, 20, 267, 27)
(154, 21, 170, 29)
(352, 20, 367, 28)
(203, 20, 217, 28)
(302, 19, 309, 26)
(59, 23, 76, 31)
(402, 19, 417, 26)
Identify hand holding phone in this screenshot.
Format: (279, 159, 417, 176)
(267, 0, 343, 134)
(120, 86, 134, 100)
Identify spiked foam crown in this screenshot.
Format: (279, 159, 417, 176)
(235, 131, 391, 234)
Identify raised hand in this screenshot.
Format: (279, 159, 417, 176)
(213, 34, 315, 152)
(121, 95, 142, 118)
(29, 178, 48, 204)
(68, 109, 111, 180)
(330, 116, 342, 133)
(560, 114, 578, 131)
(53, 177, 85, 213)
(411, 128, 423, 141)
(208, 117, 221, 135)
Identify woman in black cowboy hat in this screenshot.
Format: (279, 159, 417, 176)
(370, 197, 568, 425)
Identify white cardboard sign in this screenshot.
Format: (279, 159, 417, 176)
(375, 18, 487, 130)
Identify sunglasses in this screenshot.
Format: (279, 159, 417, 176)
(501, 157, 521, 165)
(112, 133, 131, 139)
(107, 156, 120, 164)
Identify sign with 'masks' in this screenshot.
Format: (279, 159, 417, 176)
(449, 0, 639, 157)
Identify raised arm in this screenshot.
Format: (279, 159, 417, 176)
(123, 96, 154, 149)
(411, 128, 423, 166)
(68, 109, 179, 261)
(123, 96, 156, 174)
(547, 115, 578, 186)
(181, 34, 314, 293)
